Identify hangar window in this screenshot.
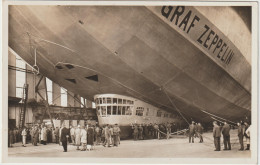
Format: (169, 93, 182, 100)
(136, 107, 144, 116)
(46, 78, 53, 105)
(60, 88, 67, 107)
(157, 111, 162, 117)
(127, 100, 132, 104)
(123, 99, 126, 104)
(80, 97, 84, 107)
(103, 98, 106, 104)
(164, 113, 169, 118)
(15, 57, 26, 100)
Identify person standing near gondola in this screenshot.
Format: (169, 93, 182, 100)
(60, 124, 70, 152)
(75, 125, 81, 150)
(87, 125, 94, 150)
(222, 121, 231, 150)
(197, 123, 204, 143)
(213, 121, 221, 151)
(21, 127, 27, 147)
(189, 121, 195, 143)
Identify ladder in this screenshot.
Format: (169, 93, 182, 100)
(18, 84, 29, 129)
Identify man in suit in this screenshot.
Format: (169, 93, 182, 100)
(237, 121, 245, 151)
(213, 121, 221, 151)
(189, 121, 195, 143)
(222, 121, 231, 150)
(60, 124, 70, 152)
(196, 123, 204, 143)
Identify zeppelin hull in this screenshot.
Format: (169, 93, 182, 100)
(8, 6, 251, 124)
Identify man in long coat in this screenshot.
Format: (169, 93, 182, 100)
(189, 121, 195, 143)
(32, 126, 39, 146)
(103, 124, 111, 147)
(60, 125, 70, 152)
(75, 125, 81, 150)
(213, 121, 221, 151)
(237, 121, 245, 150)
(113, 124, 120, 146)
(222, 121, 231, 150)
(197, 123, 204, 143)
(41, 126, 47, 145)
(54, 127, 59, 144)
(87, 125, 94, 150)
(80, 126, 87, 151)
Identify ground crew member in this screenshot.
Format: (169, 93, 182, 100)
(60, 124, 70, 152)
(189, 121, 195, 143)
(154, 123, 159, 140)
(113, 124, 120, 146)
(132, 124, 138, 141)
(213, 121, 221, 151)
(21, 127, 27, 147)
(197, 123, 204, 143)
(237, 121, 245, 151)
(138, 124, 143, 140)
(32, 126, 39, 146)
(222, 121, 231, 150)
(75, 125, 81, 150)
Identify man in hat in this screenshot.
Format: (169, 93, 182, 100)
(189, 121, 195, 143)
(60, 124, 70, 152)
(237, 121, 245, 150)
(222, 121, 231, 150)
(213, 121, 221, 151)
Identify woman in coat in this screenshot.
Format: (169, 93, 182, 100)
(41, 126, 47, 145)
(75, 125, 81, 150)
(80, 126, 87, 151)
(87, 125, 94, 150)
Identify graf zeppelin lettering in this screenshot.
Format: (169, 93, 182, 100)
(161, 6, 234, 65)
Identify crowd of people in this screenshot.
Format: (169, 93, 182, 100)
(8, 125, 64, 147)
(8, 120, 251, 153)
(131, 122, 185, 140)
(188, 120, 251, 151)
(8, 123, 122, 152)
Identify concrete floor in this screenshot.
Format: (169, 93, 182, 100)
(8, 130, 250, 158)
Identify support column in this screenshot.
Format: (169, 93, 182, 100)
(35, 75, 46, 102)
(26, 65, 35, 100)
